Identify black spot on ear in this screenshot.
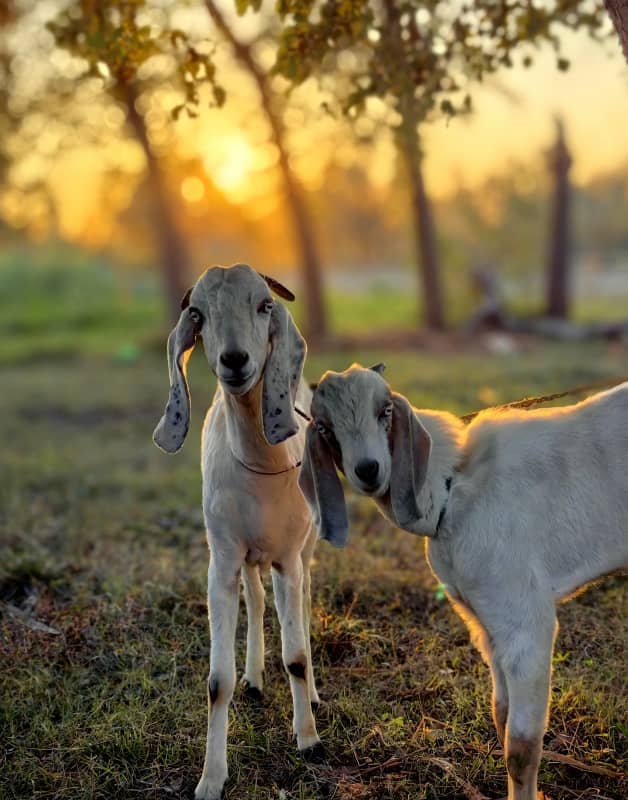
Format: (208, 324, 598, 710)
(288, 661, 306, 680)
(209, 676, 219, 705)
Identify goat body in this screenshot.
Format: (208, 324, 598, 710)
(153, 265, 321, 800)
(301, 364, 628, 800)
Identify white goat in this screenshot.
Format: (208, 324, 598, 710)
(153, 264, 322, 800)
(299, 363, 628, 800)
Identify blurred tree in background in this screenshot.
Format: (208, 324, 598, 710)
(270, 0, 608, 328)
(0, 0, 625, 337)
(49, 0, 225, 323)
(605, 0, 628, 60)
(203, 0, 327, 341)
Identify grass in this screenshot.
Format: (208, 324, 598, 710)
(1, 255, 627, 799)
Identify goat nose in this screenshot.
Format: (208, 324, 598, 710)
(354, 458, 379, 484)
(220, 350, 250, 370)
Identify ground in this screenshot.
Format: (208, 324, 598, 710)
(1, 328, 626, 800)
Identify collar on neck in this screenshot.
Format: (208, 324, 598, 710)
(231, 451, 302, 476)
(434, 476, 453, 536)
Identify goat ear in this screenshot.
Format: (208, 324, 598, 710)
(262, 302, 306, 445)
(389, 393, 432, 533)
(180, 287, 193, 310)
(369, 362, 386, 374)
(299, 425, 349, 547)
(153, 309, 199, 453)
(258, 272, 296, 302)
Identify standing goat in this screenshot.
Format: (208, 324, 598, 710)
(153, 264, 322, 800)
(300, 363, 628, 800)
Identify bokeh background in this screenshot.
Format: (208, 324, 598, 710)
(1, 2, 627, 799)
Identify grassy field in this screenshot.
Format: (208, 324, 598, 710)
(1, 260, 627, 800)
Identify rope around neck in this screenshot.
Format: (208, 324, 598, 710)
(460, 374, 628, 424)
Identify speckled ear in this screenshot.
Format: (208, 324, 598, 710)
(153, 309, 199, 453)
(262, 302, 306, 445)
(389, 393, 432, 533)
(299, 425, 349, 548)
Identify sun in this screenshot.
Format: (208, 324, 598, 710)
(204, 133, 256, 196)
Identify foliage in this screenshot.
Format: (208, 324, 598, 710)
(49, 0, 225, 115)
(272, 0, 609, 127)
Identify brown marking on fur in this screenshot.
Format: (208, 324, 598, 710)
(506, 735, 540, 786)
(493, 701, 508, 745)
(271, 561, 283, 573)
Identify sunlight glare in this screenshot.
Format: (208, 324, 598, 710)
(204, 134, 256, 196)
(181, 175, 205, 203)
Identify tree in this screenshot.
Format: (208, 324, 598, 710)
(545, 119, 572, 318)
(266, 0, 607, 329)
(605, 0, 628, 61)
(203, 1, 327, 342)
(50, 0, 225, 323)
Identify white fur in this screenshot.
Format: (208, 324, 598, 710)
(153, 266, 320, 800)
(196, 379, 320, 800)
(306, 365, 628, 800)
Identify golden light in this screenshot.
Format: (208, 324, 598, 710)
(204, 133, 256, 196)
(181, 175, 205, 203)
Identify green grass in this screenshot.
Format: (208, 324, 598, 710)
(2, 336, 627, 799)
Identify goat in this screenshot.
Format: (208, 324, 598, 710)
(299, 362, 628, 800)
(153, 264, 322, 800)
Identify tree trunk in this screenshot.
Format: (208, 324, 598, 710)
(605, 0, 628, 62)
(398, 120, 445, 330)
(124, 83, 188, 324)
(546, 120, 572, 319)
(204, 0, 327, 343)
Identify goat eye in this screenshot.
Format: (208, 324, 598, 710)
(314, 421, 328, 436)
(258, 299, 274, 314)
(189, 308, 203, 326)
(379, 403, 393, 420)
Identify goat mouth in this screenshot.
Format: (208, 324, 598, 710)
(221, 372, 254, 391)
(357, 481, 384, 497)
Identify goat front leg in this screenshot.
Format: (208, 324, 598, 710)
(240, 563, 265, 700)
(301, 529, 320, 709)
(272, 558, 322, 755)
(502, 613, 556, 800)
(195, 558, 240, 800)
(491, 657, 509, 746)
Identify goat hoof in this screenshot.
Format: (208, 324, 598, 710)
(194, 779, 225, 800)
(300, 741, 327, 764)
(240, 680, 263, 703)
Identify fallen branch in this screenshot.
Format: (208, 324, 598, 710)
(470, 743, 624, 780)
(1, 602, 61, 635)
(426, 756, 490, 800)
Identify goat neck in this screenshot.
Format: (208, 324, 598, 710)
(222, 379, 301, 474)
(378, 409, 463, 537)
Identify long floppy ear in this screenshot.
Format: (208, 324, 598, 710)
(153, 309, 199, 453)
(258, 272, 295, 302)
(262, 302, 306, 445)
(299, 425, 349, 547)
(389, 392, 432, 533)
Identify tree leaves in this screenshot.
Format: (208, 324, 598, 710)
(49, 1, 225, 120)
(272, 0, 608, 129)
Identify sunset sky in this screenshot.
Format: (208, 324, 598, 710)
(3, 3, 627, 244)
